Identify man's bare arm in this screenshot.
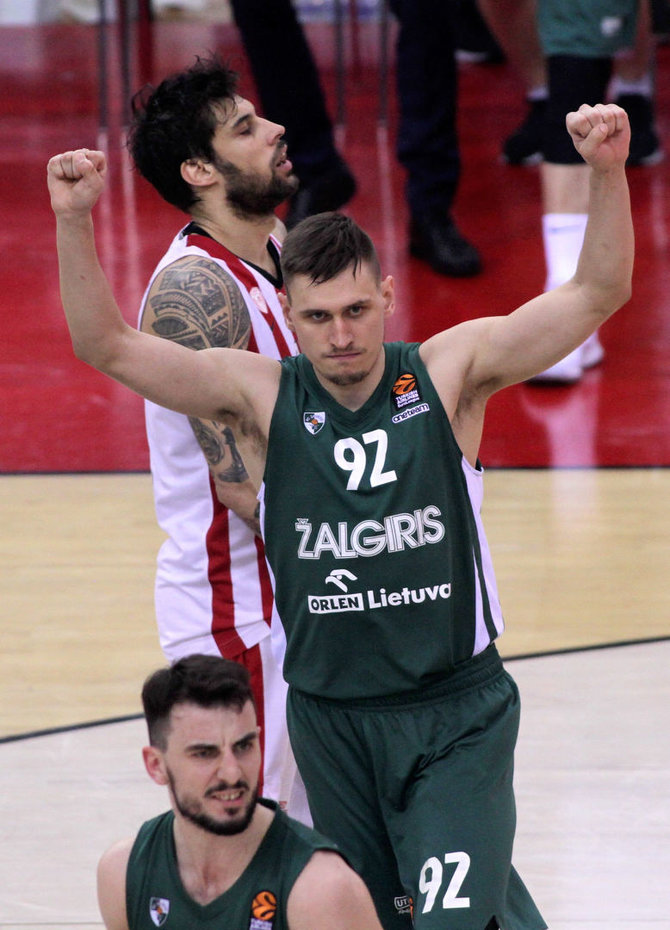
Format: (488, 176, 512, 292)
(423, 103, 633, 457)
(142, 256, 263, 526)
(97, 838, 132, 930)
(47, 149, 277, 430)
(188, 421, 261, 531)
(490, 103, 634, 386)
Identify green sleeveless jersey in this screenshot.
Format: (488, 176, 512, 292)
(260, 342, 504, 699)
(125, 801, 339, 930)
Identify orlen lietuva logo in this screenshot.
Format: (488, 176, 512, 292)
(303, 411, 325, 435)
(391, 372, 429, 424)
(249, 889, 278, 930)
(308, 569, 452, 615)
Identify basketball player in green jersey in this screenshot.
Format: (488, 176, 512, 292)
(50, 101, 633, 929)
(97, 654, 383, 930)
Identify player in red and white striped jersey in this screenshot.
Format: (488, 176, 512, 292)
(129, 57, 308, 821)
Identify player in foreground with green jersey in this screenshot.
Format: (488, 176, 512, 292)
(97, 654, 383, 930)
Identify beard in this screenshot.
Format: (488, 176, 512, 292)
(168, 770, 259, 836)
(326, 369, 369, 387)
(213, 154, 298, 218)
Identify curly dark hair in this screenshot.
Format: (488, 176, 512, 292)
(127, 56, 239, 212)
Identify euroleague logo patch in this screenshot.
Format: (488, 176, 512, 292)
(393, 372, 416, 395)
(390, 372, 429, 423)
(391, 372, 420, 410)
(249, 890, 278, 929)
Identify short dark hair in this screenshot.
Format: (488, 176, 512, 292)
(142, 654, 255, 749)
(127, 56, 239, 212)
(280, 212, 381, 294)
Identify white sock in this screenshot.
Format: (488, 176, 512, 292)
(609, 73, 653, 99)
(542, 213, 588, 292)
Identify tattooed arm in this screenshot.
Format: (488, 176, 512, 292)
(188, 419, 261, 534)
(140, 254, 262, 535)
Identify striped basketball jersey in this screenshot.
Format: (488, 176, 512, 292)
(138, 225, 298, 661)
(260, 342, 504, 699)
(125, 801, 339, 930)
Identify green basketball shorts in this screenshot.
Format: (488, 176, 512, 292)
(287, 646, 546, 930)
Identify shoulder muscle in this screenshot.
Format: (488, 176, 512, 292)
(141, 255, 251, 351)
(97, 836, 133, 930)
(287, 851, 384, 930)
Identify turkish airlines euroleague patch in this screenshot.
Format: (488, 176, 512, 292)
(249, 890, 278, 929)
(391, 372, 421, 410)
(391, 372, 430, 424)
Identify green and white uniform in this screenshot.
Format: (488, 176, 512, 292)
(125, 800, 339, 930)
(259, 343, 545, 930)
(262, 342, 503, 700)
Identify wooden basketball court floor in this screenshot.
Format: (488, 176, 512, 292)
(1, 10, 669, 929)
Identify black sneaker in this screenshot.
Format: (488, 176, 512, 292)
(409, 214, 482, 277)
(615, 93, 663, 166)
(502, 98, 546, 165)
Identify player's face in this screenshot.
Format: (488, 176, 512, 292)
(210, 96, 298, 216)
(282, 262, 395, 395)
(153, 700, 262, 836)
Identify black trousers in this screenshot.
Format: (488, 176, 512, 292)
(389, 0, 461, 218)
(230, 0, 340, 184)
(232, 0, 463, 215)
